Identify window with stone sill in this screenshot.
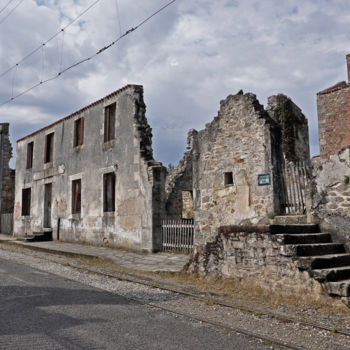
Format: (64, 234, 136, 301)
(224, 172, 234, 186)
(26, 142, 34, 169)
(104, 103, 116, 143)
(74, 117, 84, 147)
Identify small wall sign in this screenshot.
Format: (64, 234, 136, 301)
(258, 173, 271, 186)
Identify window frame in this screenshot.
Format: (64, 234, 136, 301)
(22, 188, 31, 216)
(73, 117, 85, 147)
(72, 179, 82, 214)
(26, 141, 34, 169)
(103, 172, 116, 212)
(224, 172, 234, 186)
(44, 132, 54, 163)
(104, 103, 116, 143)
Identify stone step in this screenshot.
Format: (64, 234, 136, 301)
(273, 215, 307, 225)
(311, 266, 350, 282)
(274, 233, 331, 245)
(280, 243, 345, 257)
(270, 224, 320, 235)
(323, 279, 350, 297)
(295, 254, 350, 270)
(25, 231, 52, 242)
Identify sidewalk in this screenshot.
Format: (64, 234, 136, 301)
(0, 234, 190, 273)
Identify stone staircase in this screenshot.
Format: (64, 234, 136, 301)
(270, 218, 350, 306)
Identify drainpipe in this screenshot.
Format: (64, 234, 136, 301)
(0, 130, 3, 229)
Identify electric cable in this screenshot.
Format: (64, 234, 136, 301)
(0, 0, 177, 107)
(0, 0, 101, 79)
(0, 0, 25, 26)
(0, 0, 16, 16)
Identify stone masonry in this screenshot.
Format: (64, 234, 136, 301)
(317, 55, 350, 159)
(0, 123, 15, 215)
(14, 85, 166, 252)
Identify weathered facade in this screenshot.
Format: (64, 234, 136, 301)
(0, 123, 15, 233)
(317, 55, 350, 159)
(14, 85, 166, 252)
(166, 91, 310, 248)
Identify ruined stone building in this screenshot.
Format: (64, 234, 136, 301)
(0, 123, 15, 233)
(14, 85, 166, 251)
(317, 54, 350, 159)
(166, 91, 310, 246)
(312, 55, 350, 247)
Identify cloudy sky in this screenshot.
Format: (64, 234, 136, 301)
(0, 0, 349, 168)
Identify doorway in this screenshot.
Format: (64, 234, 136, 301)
(44, 183, 52, 228)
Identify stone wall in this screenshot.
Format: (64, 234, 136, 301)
(317, 82, 350, 159)
(165, 129, 196, 219)
(14, 85, 166, 252)
(311, 147, 350, 249)
(192, 92, 280, 247)
(0, 123, 15, 215)
(266, 94, 310, 163)
(186, 227, 322, 297)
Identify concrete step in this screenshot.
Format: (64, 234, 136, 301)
(323, 279, 350, 297)
(311, 266, 350, 282)
(280, 243, 345, 257)
(25, 231, 52, 242)
(295, 254, 350, 270)
(270, 224, 320, 235)
(274, 233, 331, 245)
(273, 215, 307, 225)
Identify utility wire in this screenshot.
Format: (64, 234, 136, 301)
(0, 0, 177, 107)
(0, 0, 25, 26)
(0, 0, 16, 16)
(0, 0, 101, 79)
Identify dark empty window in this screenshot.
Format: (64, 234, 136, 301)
(224, 172, 233, 186)
(22, 188, 31, 216)
(74, 117, 84, 147)
(104, 103, 116, 142)
(103, 172, 116, 212)
(44, 132, 54, 163)
(72, 179, 81, 214)
(26, 142, 34, 169)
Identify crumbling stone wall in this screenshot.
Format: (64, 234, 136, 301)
(0, 123, 15, 214)
(317, 82, 350, 160)
(186, 228, 322, 297)
(192, 92, 280, 247)
(311, 147, 350, 249)
(165, 129, 196, 219)
(266, 94, 310, 163)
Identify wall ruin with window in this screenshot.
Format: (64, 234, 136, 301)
(13, 85, 166, 252)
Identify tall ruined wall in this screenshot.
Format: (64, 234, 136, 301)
(266, 94, 310, 163)
(317, 82, 350, 159)
(311, 147, 350, 249)
(165, 129, 196, 219)
(0, 123, 15, 214)
(192, 92, 278, 247)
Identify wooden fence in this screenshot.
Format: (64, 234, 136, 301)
(279, 161, 309, 215)
(161, 219, 194, 254)
(1, 213, 13, 234)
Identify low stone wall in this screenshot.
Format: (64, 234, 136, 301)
(186, 227, 323, 298)
(311, 147, 350, 249)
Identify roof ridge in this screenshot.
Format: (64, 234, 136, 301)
(17, 84, 142, 143)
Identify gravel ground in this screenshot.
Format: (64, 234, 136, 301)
(1, 244, 350, 350)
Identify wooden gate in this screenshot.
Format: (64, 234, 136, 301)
(279, 161, 310, 215)
(161, 219, 194, 253)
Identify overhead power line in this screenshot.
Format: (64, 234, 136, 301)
(0, 0, 101, 80)
(0, 0, 177, 107)
(0, 0, 25, 26)
(0, 0, 16, 16)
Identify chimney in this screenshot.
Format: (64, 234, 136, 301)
(347, 54, 350, 83)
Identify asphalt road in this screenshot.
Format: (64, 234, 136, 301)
(0, 257, 274, 349)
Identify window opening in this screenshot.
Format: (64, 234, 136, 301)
(22, 188, 31, 216)
(224, 172, 234, 186)
(74, 117, 84, 147)
(104, 103, 116, 142)
(26, 142, 34, 169)
(44, 132, 54, 163)
(72, 179, 81, 214)
(103, 172, 116, 212)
